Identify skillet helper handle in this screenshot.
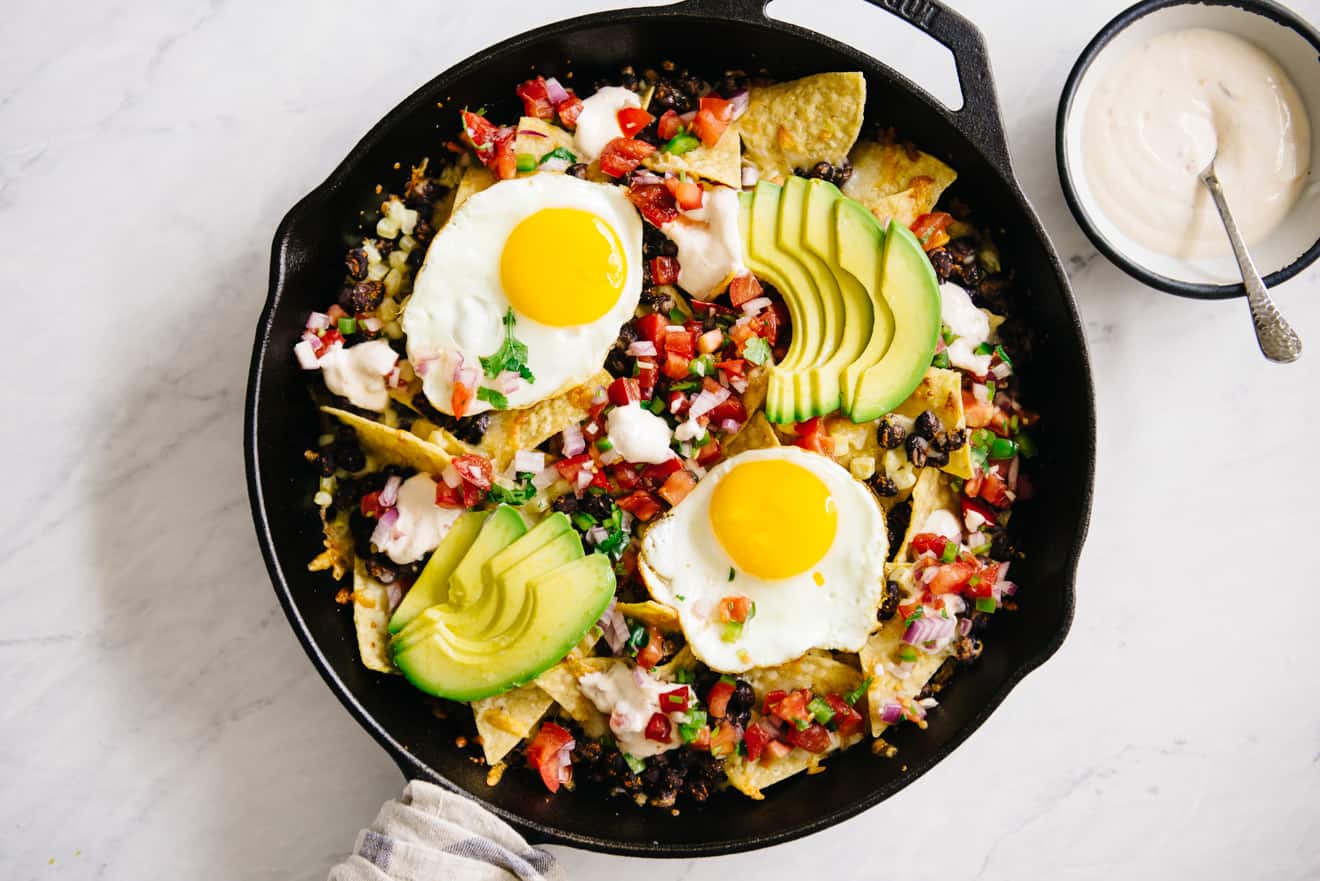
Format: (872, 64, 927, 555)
(669, 0, 1014, 177)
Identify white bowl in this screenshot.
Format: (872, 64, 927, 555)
(1057, 0, 1320, 298)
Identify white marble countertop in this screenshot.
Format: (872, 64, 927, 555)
(3, 0, 1318, 878)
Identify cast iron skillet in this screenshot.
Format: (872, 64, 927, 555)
(246, 0, 1095, 856)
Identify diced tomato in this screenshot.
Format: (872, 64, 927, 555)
(784, 721, 832, 754)
(964, 471, 985, 499)
(599, 137, 656, 177)
(714, 358, 746, 377)
(452, 454, 493, 490)
(717, 595, 753, 624)
(727, 272, 763, 307)
(709, 720, 739, 758)
(325, 303, 348, 322)
(656, 109, 683, 141)
(707, 680, 735, 719)
(359, 490, 387, 518)
(461, 109, 499, 153)
(553, 453, 592, 482)
(695, 436, 722, 466)
(978, 471, 1012, 508)
(451, 382, 473, 418)
(557, 93, 584, 129)
(764, 300, 788, 346)
(743, 720, 771, 763)
(434, 480, 464, 508)
(590, 467, 610, 491)
(516, 77, 555, 120)
(794, 417, 835, 457)
(762, 690, 787, 715)
(691, 95, 734, 148)
(762, 739, 793, 763)
(626, 182, 680, 227)
(825, 694, 864, 737)
(709, 394, 747, 425)
(664, 175, 704, 210)
(910, 211, 954, 251)
(770, 690, 812, 728)
(965, 562, 998, 598)
(658, 469, 697, 506)
(525, 721, 574, 793)
(616, 490, 663, 522)
(462, 480, 485, 508)
(662, 351, 691, 380)
(910, 533, 950, 558)
(664, 327, 696, 358)
(689, 298, 738, 317)
(665, 389, 689, 417)
(617, 106, 654, 138)
(929, 561, 978, 595)
(641, 457, 683, 487)
(610, 462, 641, 491)
(319, 328, 345, 351)
(636, 626, 664, 669)
(644, 711, 672, 743)
(963, 390, 999, 429)
(636, 313, 668, 349)
(687, 725, 711, 751)
(650, 255, 680, 286)
(607, 376, 640, 407)
(635, 360, 657, 399)
(659, 687, 690, 713)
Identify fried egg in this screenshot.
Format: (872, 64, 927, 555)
(639, 446, 889, 672)
(403, 173, 643, 415)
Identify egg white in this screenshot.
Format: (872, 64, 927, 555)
(639, 446, 889, 673)
(403, 173, 643, 415)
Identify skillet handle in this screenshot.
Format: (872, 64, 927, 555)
(669, 0, 1014, 176)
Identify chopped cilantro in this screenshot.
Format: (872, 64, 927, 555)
(932, 351, 951, 369)
(626, 622, 649, 654)
(539, 145, 577, 165)
(995, 344, 1013, 366)
(974, 341, 995, 355)
(808, 696, 835, 725)
(487, 472, 536, 505)
(728, 567, 736, 581)
(743, 336, 771, 366)
(844, 676, 872, 705)
(904, 607, 924, 627)
(479, 309, 535, 382)
(476, 386, 508, 409)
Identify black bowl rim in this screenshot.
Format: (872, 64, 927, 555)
(1055, 0, 1320, 300)
(247, 0, 1095, 857)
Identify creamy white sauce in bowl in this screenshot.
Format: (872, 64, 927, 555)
(1059, 2, 1320, 295)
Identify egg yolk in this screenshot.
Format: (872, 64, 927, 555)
(708, 460, 837, 580)
(500, 208, 626, 327)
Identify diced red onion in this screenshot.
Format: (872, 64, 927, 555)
(717, 371, 730, 388)
(996, 561, 1011, 584)
(719, 418, 741, 434)
(683, 458, 707, 479)
(958, 618, 973, 636)
(532, 467, 559, 490)
(918, 697, 938, 709)
(880, 701, 903, 724)
(619, 510, 634, 533)
(574, 469, 593, 491)
(1007, 455, 1020, 492)
(514, 450, 546, 474)
(934, 335, 947, 355)
(495, 370, 522, 394)
(599, 447, 622, 466)
(669, 395, 686, 415)
(666, 324, 687, 334)
(361, 316, 383, 333)
(729, 89, 750, 119)
(741, 165, 759, 187)
(890, 660, 915, 679)
(562, 424, 586, 456)
(555, 742, 574, 785)
(689, 386, 730, 418)
(627, 340, 658, 357)
(379, 475, 402, 507)
(632, 665, 649, 688)
(370, 507, 399, 550)
(386, 366, 401, 387)
(1000, 581, 1018, 597)
(697, 329, 724, 354)
(441, 463, 462, 488)
(679, 110, 696, 125)
(631, 169, 663, 185)
(305, 311, 331, 331)
(455, 367, 479, 392)
(943, 594, 966, 615)
(903, 614, 956, 648)
(740, 296, 771, 315)
(692, 597, 713, 619)
(545, 77, 569, 104)
(517, 128, 547, 138)
(414, 357, 434, 377)
(972, 383, 989, 404)
(585, 525, 610, 546)
(990, 361, 1012, 380)
(540, 157, 571, 173)
(592, 386, 608, 405)
(598, 600, 630, 653)
(385, 582, 404, 612)
(294, 340, 320, 370)
(729, 375, 748, 393)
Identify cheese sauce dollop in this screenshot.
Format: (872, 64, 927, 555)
(1082, 28, 1310, 258)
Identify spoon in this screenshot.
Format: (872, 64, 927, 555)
(1197, 156, 1302, 363)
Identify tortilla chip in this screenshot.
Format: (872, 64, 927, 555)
(514, 116, 577, 163)
(735, 72, 866, 184)
(858, 568, 949, 736)
(472, 683, 555, 766)
(743, 650, 865, 699)
(642, 126, 742, 188)
(475, 371, 609, 471)
(616, 600, 681, 632)
(309, 508, 354, 580)
(453, 165, 495, 212)
(894, 368, 973, 479)
(656, 645, 698, 680)
(725, 737, 860, 800)
(725, 411, 780, 456)
(899, 466, 960, 559)
(742, 366, 771, 416)
(842, 140, 957, 227)
(323, 406, 452, 476)
(352, 560, 396, 674)
(877, 447, 919, 509)
(535, 662, 610, 738)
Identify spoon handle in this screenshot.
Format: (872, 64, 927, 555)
(1199, 165, 1302, 363)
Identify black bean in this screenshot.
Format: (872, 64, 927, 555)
(344, 279, 385, 313)
(878, 580, 901, 620)
(578, 489, 615, 522)
(331, 425, 366, 473)
(947, 236, 977, 265)
(886, 500, 912, 560)
(725, 679, 755, 729)
(641, 287, 676, 314)
(913, 410, 940, 440)
(928, 247, 955, 282)
(924, 444, 950, 468)
(345, 248, 369, 280)
(906, 434, 930, 468)
(567, 163, 588, 179)
(933, 428, 968, 452)
(551, 493, 579, 516)
(870, 474, 898, 497)
(953, 635, 983, 661)
(877, 416, 906, 450)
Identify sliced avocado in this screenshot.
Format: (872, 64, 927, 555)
(447, 505, 526, 609)
(459, 517, 580, 638)
(470, 529, 584, 639)
(780, 176, 847, 416)
(742, 183, 825, 424)
(833, 197, 896, 418)
(387, 509, 488, 634)
(849, 220, 941, 422)
(391, 553, 616, 702)
(800, 178, 873, 415)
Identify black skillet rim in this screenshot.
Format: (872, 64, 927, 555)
(1055, 0, 1320, 300)
(247, 0, 1093, 857)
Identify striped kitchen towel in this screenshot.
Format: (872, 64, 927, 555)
(328, 780, 564, 881)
